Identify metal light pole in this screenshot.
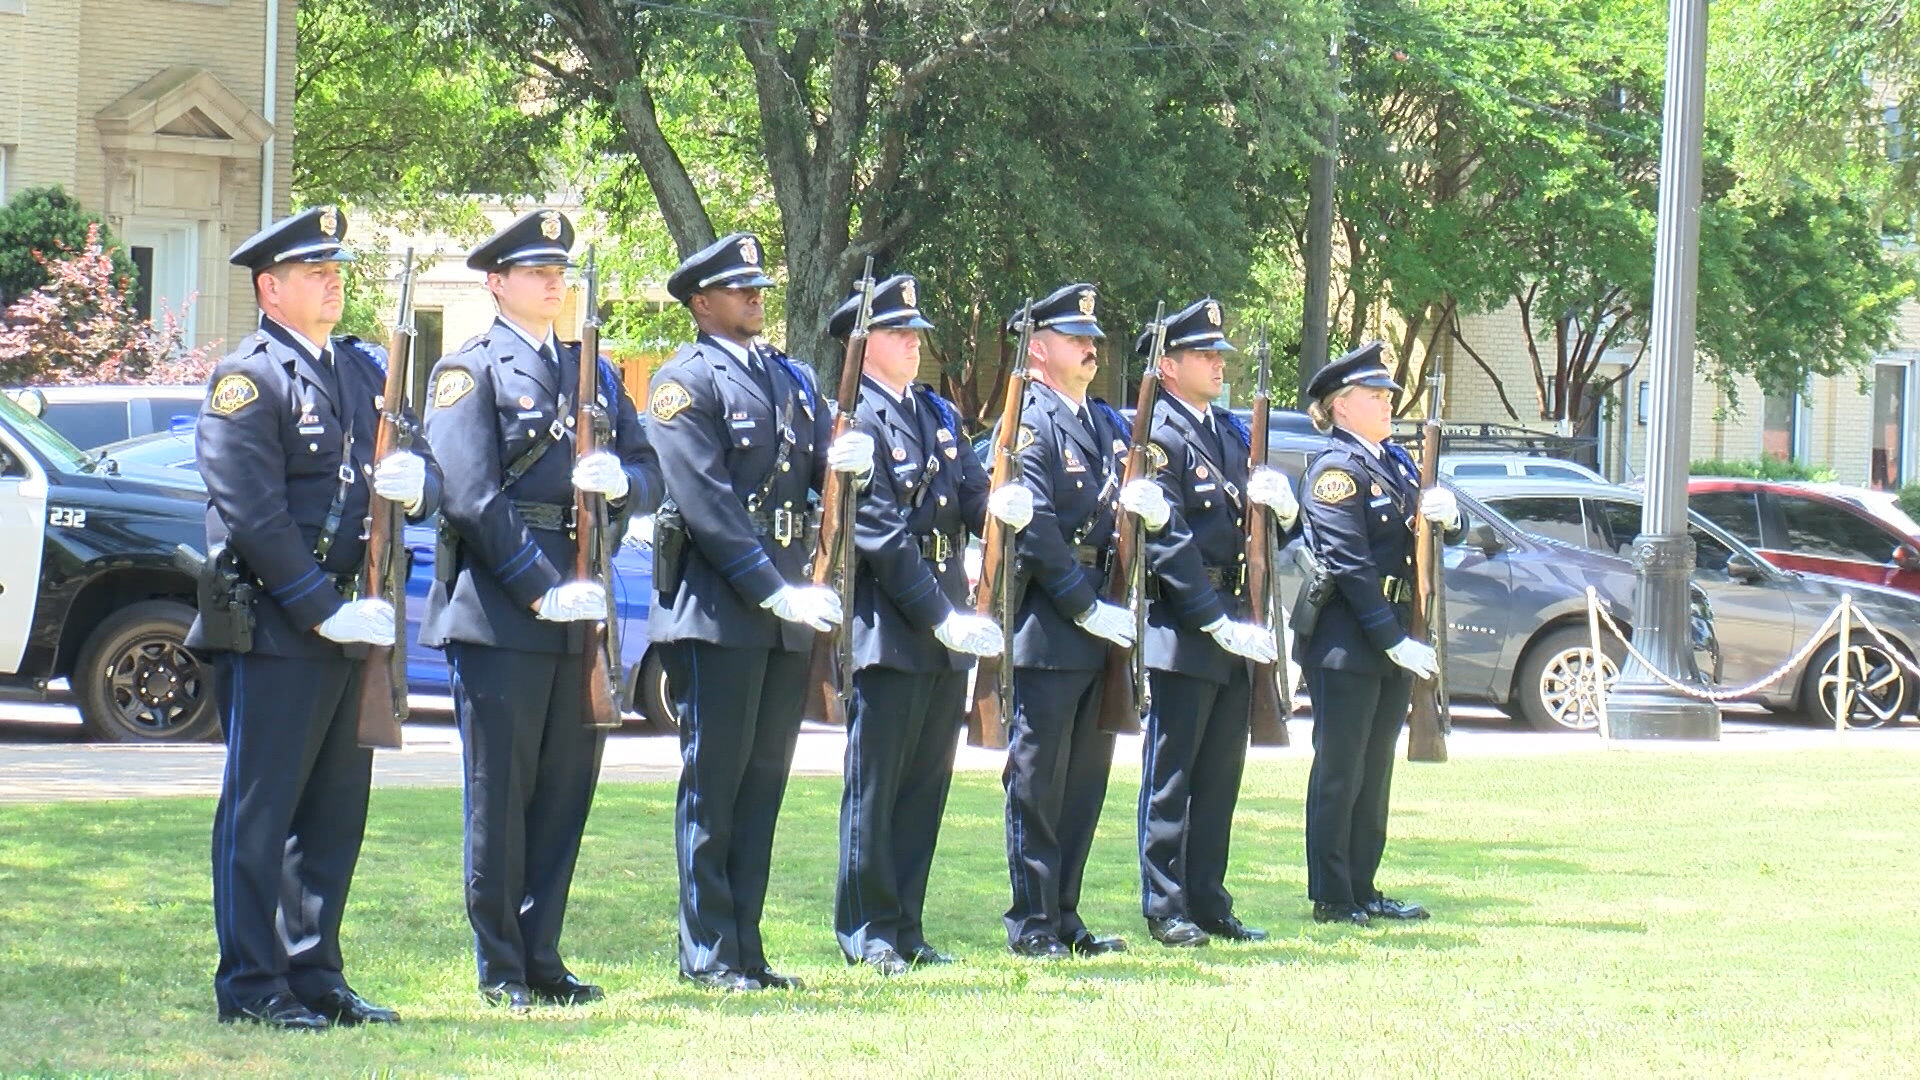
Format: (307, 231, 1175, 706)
(1605, 0, 1720, 739)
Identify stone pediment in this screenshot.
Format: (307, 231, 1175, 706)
(95, 66, 273, 159)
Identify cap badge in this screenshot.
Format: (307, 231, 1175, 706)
(539, 211, 562, 240)
(318, 208, 338, 238)
(739, 237, 759, 265)
(900, 280, 916, 308)
(1077, 289, 1096, 316)
(1205, 301, 1221, 326)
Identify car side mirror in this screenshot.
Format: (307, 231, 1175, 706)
(1894, 544, 1920, 571)
(11, 388, 46, 418)
(1461, 518, 1503, 555)
(1726, 553, 1763, 581)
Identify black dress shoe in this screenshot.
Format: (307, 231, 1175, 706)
(1066, 930, 1128, 957)
(747, 968, 805, 991)
(1008, 932, 1070, 960)
(305, 987, 399, 1025)
(1312, 902, 1371, 927)
(1147, 917, 1210, 948)
(1196, 915, 1269, 942)
(1363, 896, 1430, 921)
(680, 969, 763, 992)
(530, 973, 605, 1005)
(850, 947, 910, 977)
(481, 982, 535, 1012)
(905, 943, 954, 967)
(218, 991, 329, 1031)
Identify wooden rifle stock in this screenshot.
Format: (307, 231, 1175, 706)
(354, 248, 415, 750)
(966, 300, 1035, 749)
(1407, 374, 1448, 762)
(803, 258, 876, 728)
(574, 248, 622, 730)
(1095, 304, 1165, 737)
(1246, 328, 1292, 747)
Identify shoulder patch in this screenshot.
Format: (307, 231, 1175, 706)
(650, 381, 694, 422)
(1313, 469, 1359, 504)
(433, 369, 476, 409)
(1147, 443, 1169, 471)
(1015, 425, 1037, 452)
(208, 374, 258, 416)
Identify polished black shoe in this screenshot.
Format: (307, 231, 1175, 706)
(748, 968, 805, 991)
(481, 981, 535, 1013)
(1066, 930, 1129, 957)
(1147, 917, 1210, 948)
(1196, 915, 1269, 943)
(305, 987, 399, 1026)
(1312, 902, 1371, 927)
(850, 947, 910, 977)
(1008, 932, 1070, 960)
(530, 973, 605, 1005)
(1363, 896, 1430, 921)
(905, 943, 954, 967)
(218, 991, 329, 1031)
(680, 969, 763, 992)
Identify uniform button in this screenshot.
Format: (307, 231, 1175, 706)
(780, 462, 791, 472)
(1381, 514, 1390, 522)
(937, 495, 948, 506)
(527, 428, 537, 437)
(741, 439, 751, 447)
(1075, 481, 1084, 489)
(308, 442, 319, 452)
(1236, 517, 1244, 528)
(1204, 500, 1212, 509)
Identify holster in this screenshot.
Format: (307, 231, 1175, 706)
(187, 543, 255, 654)
(434, 521, 460, 586)
(1289, 544, 1333, 658)
(653, 501, 689, 597)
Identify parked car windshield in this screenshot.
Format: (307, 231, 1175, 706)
(0, 392, 94, 472)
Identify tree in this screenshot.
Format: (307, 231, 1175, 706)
(0, 187, 136, 307)
(0, 225, 218, 386)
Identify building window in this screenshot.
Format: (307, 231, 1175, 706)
(1873, 361, 1911, 490)
(1761, 391, 1801, 462)
(0, 1, 23, 16)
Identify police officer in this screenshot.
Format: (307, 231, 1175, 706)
(647, 233, 872, 991)
(1136, 298, 1298, 948)
(421, 209, 662, 1011)
(1000, 283, 1167, 960)
(195, 206, 441, 1029)
(826, 275, 1022, 975)
(1297, 343, 1456, 926)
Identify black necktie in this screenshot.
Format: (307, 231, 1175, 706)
(539, 341, 558, 367)
(1078, 406, 1099, 444)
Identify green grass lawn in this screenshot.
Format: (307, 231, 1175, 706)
(4, 748, 1919, 1077)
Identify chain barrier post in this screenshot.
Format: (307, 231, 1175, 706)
(1587, 587, 1612, 740)
(1836, 594, 1853, 733)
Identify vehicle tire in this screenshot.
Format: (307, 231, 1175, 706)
(1801, 637, 1911, 730)
(632, 647, 679, 735)
(1515, 625, 1623, 733)
(74, 599, 219, 743)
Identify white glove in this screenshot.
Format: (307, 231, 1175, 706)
(371, 451, 426, 512)
(536, 581, 610, 622)
(1420, 486, 1460, 529)
(1120, 478, 1171, 532)
(1202, 617, 1279, 663)
(1074, 601, 1138, 648)
(315, 598, 396, 646)
(1386, 637, 1439, 680)
(1247, 467, 1298, 527)
(760, 584, 844, 631)
(987, 483, 1034, 532)
(827, 430, 875, 475)
(572, 450, 630, 501)
(933, 611, 1003, 657)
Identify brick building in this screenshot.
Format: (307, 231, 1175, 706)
(0, 0, 295, 351)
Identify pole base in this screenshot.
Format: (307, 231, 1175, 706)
(1604, 682, 1721, 740)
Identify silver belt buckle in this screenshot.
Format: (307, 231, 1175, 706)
(338, 462, 356, 484)
(773, 507, 794, 545)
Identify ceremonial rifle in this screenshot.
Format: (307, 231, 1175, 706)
(354, 248, 415, 750)
(574, 247, 623, 730)
(1246, 328, 1293, 746)
(1095, 303, 1165, 736)
(964, 299, 1035, 749)
(1407, 373, 1450, 762)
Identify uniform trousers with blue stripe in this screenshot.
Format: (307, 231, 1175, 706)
(209, 651, 370, 1011)
(663, 640, 808, 977)
(834, 666, 965, 962)
(1304, 665, 1413, 909)
(1002, 667, 1114, 944)
(1138, 666, 1250, 922)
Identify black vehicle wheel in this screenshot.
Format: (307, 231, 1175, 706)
(632, 648, 679, 735)
(75, 600, 218, 743)
(1516, 625, 1623, 733)
(1803, 638, 1910, 730)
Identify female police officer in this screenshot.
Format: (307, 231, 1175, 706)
(1296, 343, 1456, 927)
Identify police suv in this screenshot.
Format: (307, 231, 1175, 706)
(0, 391, 214, 742)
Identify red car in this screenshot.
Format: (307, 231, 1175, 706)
(1687, 479, 1920, 596)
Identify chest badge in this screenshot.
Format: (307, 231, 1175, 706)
(892, 446, 908, 461)
(519, 395, 535, 410)
(1372, 483, 1383, 496)
(1195, 465, 1209, 479)
(1313, 469, 1359, 504)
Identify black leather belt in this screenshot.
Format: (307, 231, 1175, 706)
(1381, 574, 1414, 603)
(918, 531, 959, 563)
(512, 500, 573, 532)
(747, 506, 812, 548)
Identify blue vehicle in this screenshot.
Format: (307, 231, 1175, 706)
(95, 422, 676, 730)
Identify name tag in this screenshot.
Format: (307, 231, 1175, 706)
(1194, 482, 1217, 493)
(516, 410, 543, 420)
(1369, 496, 1392, 508)
(298, 424, 325, 435)
(730, 418, 757, 430)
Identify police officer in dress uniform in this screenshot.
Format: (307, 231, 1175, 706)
(647, 233, 874, 992)
(1135, 298, 1299, 948)
(1297, 343, 1457, 926)
(195, 206, 442, 1029)
(1000, 283, 1170, 960)
(826, 275, 1023, 976)
(420, 209, 662, 1011)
